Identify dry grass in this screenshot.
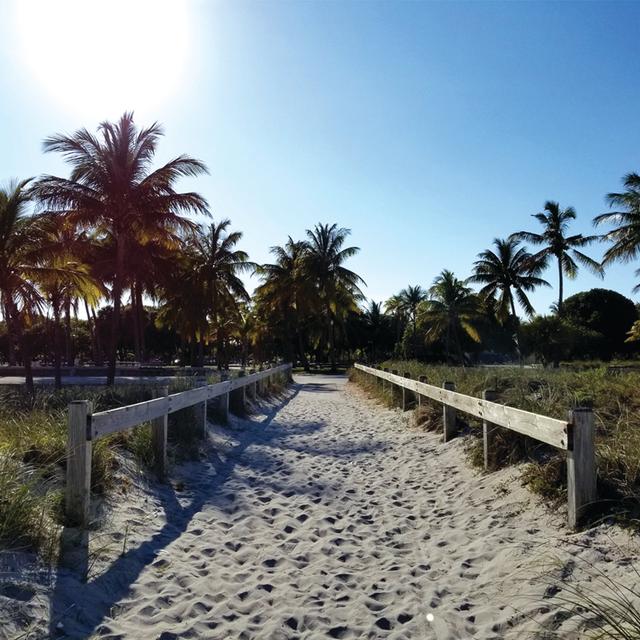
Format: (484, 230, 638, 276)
(351, 361, 640, 519)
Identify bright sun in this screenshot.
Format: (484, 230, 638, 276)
(15, 0, 190, 118)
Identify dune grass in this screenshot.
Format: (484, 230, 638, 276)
(351, 361, 640, 519)
(0, 381, 204, 557)
(0, 373, 289, 558)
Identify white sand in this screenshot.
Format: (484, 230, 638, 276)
(1, 374, 638, 639)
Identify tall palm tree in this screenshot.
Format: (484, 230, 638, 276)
(397, 285, 427, 337)
(469, 238, 549, 321)
(469, 238, 549, 360)
(0, 179, 41, 386)
(255, 237, 311, 369)
(594, 173, 640, 286)
(303, 223, 365, 371)
(384, 293, 407, 349)
(32, 112, 209, 384)
(188, 220, 253, 368)
(419, 269, 480, 364)
(511, 201, 602, 315)
(35, 216, 103, 387)
(363, 300, 387, 362)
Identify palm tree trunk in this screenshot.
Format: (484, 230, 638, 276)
(108, 239, 126, 385)
(327, 308, 336, 372)
(3, 299, 16, 366)
(509, 295, 523, 366)
(64, 298, 73, 366)
(84, 299, 98, 365)
(132, 288, 141, 364)
(53, 306, 62, 389)
(557, 256, 564, 316)
(136, 285, 145, 362)
(91, 307, 103, 365)
(295, 329, 310, 371)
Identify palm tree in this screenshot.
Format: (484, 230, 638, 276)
(420, 269, 480, 364)
(32, 112, 209, 384)
(469, 237, 550, 320)
(384, 293, 407, 350)
(363, 300, 388, 362)
(0, 181, 91, 391)
(398, 285, 427, 336)
(0, 179, 40, 386)
(511, 201, 602, 315)
(255, 237, 311, 369)
(303, 223, 365, 370)
(469, 238, 549, 360)
(188, 220, 253, 368)
(594, 173, 640, 286)
(35, 216, 102, 387)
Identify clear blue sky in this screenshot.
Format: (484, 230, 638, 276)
(1, 0, 639, 313)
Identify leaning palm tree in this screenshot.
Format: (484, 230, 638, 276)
(303, 223, 365, 371)
(419, 269, 480, 364)
(32, 112, 209, 384)
(594, 173, 640, 287)
(511, 201, 602, 315)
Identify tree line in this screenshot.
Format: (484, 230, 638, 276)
(369, 191, 640, 365)
(3, 112, 640, 386)
(0, 113, 367, 389)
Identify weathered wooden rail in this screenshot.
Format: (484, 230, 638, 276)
(66, 364, 292, 526)
(354, 363, 596, 528)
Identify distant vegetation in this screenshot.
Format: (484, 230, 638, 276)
(2, 112, 640, 383)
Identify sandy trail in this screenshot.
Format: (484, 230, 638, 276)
(8, 374, 637, 639)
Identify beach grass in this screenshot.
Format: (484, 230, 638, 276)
(351, 361, 640, 519)
(0, 382, 204, 556)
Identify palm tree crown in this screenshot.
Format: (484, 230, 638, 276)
(511, 201, 602, 314)
(303, 223, 365, 369)
(32, 112, 209, 383)
(594, 173, 640, 290)
(468, 237, 549, 321)
(420, 269, 480, 364)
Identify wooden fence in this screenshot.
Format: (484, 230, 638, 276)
(66, 364, 292, 526)
(354, 364, 596, 529)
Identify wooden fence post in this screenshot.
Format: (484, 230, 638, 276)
(482, 389, 498, 470)
(219, 372, 230, 423)
(418, 375, 427, 407)
(567, 408, 597, 528)
(402, 372, 414, 411)
(230, 370, 246, 415)
(383, 367, 389, 392)
(197, 376, 208, 437)
(442, 381, 457, 442)
(391, 369, 400, 406)
(152, 386, 169, 480)
(66, 400, 92, 527)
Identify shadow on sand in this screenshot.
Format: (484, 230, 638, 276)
(48, 377, 381, 638)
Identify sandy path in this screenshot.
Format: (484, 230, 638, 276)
(28, 375, 637, 639)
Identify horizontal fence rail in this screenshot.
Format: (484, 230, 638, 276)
(89, 366, 291, 440)
(66, 364, 292, 526)
(354, 364, 596, 529)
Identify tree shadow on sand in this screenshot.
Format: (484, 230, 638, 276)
(48, 378, 385, 638)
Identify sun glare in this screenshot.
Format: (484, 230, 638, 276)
(15, 0, 190, 118)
